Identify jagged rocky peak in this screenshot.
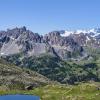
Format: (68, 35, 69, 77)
(44, 31, 61, 45)
(48, 28, 100, 47)
(44, 30, 81, 46)
(43, 30, 84, 59)
(0, 26, 44, 43)
(1, 26, 100, 60)
(6, 26, 27, 38)
(0, 27, 44, 56)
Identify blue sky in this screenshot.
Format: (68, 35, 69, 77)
(0, 0, 100, 34)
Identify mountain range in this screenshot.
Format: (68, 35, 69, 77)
(0, 26, 100, 84)
(0, 27, 100, 59)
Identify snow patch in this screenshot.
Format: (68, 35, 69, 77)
(60, 28, 100, 37)
(60, 31, 73, 37)
(0, 52, 5, 55)
(86, 36, 90, 41)
(10, 36, 15, 40)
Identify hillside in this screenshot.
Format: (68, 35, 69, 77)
(0, 59, 51, 90)
(3, 54, 100, 84)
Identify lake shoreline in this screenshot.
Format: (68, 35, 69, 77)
(0, 94, 40, 100)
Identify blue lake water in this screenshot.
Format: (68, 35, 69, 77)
(0, 95, 40, 100)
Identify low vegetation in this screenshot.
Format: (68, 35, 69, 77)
(0, 82, 100, 100)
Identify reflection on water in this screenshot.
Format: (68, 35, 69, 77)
(0, 95, 40, 100)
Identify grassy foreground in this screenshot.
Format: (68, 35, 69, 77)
(0, 82, 100, 100)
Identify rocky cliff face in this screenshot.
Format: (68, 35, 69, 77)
(0, 27, 52, 57)
(1, 26, 100, 60)
(44, 31, 84, 59)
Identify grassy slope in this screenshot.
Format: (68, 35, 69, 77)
(0, 82, 100, 100)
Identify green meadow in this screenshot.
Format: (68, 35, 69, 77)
(0, 82, 100, 100)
